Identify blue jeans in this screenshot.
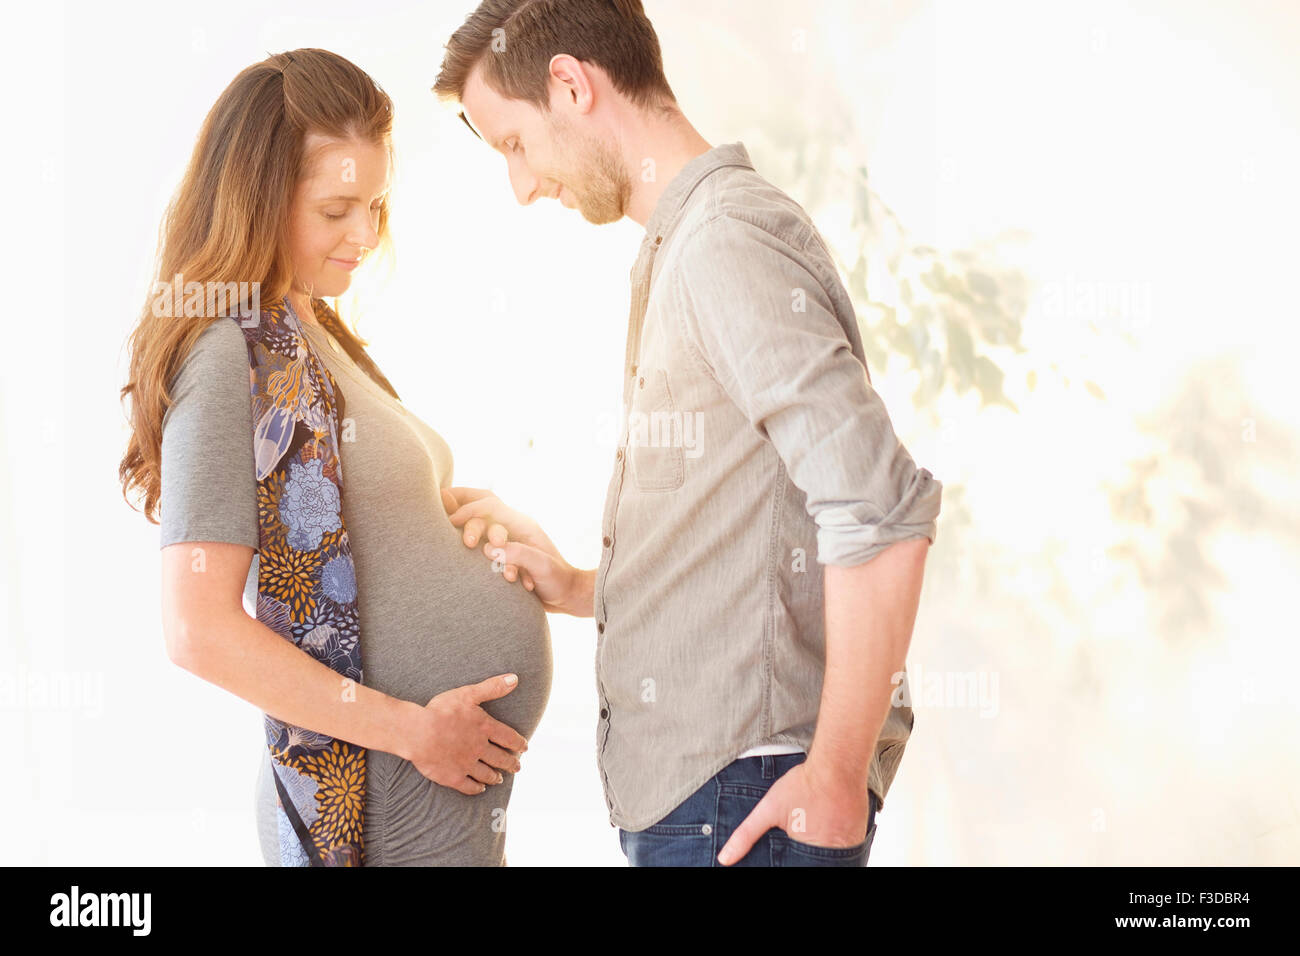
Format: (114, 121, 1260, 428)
(618, 753, 879, 867)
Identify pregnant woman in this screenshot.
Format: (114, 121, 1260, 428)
(118, 49, 552, 865)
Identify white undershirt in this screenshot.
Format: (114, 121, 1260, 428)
(737, 743, 807, 758)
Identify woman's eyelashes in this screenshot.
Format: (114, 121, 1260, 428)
(322, 201, 385, 221)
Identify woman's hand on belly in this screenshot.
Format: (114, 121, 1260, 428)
(397, 673, 529, 796)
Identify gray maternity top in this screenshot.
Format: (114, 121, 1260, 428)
(158, 313, 553, 866)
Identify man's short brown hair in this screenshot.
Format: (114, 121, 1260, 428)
(432, 0, 677, 113)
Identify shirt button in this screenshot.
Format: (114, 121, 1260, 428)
(630, 364, 638, 376)
(615, 449, 623, 461)
(638, 377, 645, 389)
(600, 708, 609, 720)
(602, 535, 611, 548)
(655, 236, 662, 245)
(597, 621, 605, 634)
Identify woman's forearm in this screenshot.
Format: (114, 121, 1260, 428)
(171, 610, 418, 759)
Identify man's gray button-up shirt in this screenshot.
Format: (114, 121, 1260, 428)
(593, 141, 942, 831)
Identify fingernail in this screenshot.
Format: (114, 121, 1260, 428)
(466, 535, 477, 546)
(504, 673, 518, 685)
(496, 773, 504, 784)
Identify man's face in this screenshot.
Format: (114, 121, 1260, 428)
(460, 65, 630, 225)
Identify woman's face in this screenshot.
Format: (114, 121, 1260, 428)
(286, 133, 391, 299)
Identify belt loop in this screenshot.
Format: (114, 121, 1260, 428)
(761, 754, 775, 779)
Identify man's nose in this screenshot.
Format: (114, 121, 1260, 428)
(510, 166, 542, 206)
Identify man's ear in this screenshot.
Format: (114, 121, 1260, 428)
(548, 53, 595, 111)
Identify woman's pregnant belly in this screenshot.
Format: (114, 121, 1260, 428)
(347, 486, 553, 865)
(354, 490, 552, 735)
(251, 348, 553, 864)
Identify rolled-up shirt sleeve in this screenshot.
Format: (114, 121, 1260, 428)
(674, 213, 942, 567)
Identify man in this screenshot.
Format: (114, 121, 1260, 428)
(433, 0, 942, 867)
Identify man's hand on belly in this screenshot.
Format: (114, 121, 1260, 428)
(443, 486, 594, 617)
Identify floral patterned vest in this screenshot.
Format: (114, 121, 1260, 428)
(229, 295, 399, 866)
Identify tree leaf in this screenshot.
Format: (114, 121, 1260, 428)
(967, 269, 998, 300)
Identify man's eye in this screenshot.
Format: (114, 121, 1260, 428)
(323, 211, 346, 220)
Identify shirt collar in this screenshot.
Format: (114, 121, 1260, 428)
(641, 141, 753, 245)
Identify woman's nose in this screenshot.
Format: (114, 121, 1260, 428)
(349, 217, 380, 249)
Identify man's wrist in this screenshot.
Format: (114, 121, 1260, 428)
(805, 746, 871, 795)
(564, 566, 596, 618)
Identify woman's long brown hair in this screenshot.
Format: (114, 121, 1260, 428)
(119, 48, 394, 524)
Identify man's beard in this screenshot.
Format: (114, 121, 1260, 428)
(548, 115, 630, 225)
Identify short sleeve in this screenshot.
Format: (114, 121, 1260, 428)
(159, 319, 260, 550)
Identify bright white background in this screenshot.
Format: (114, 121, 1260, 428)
(3, 0, 1298, 865)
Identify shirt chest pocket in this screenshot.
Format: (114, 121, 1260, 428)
(627, 367, 685, 493)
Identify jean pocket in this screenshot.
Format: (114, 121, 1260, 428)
(643, 821, 714, 836)
(622, 823, 716, 867)
(627, 368, 685, 492)
(780, 822, 875, 867)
